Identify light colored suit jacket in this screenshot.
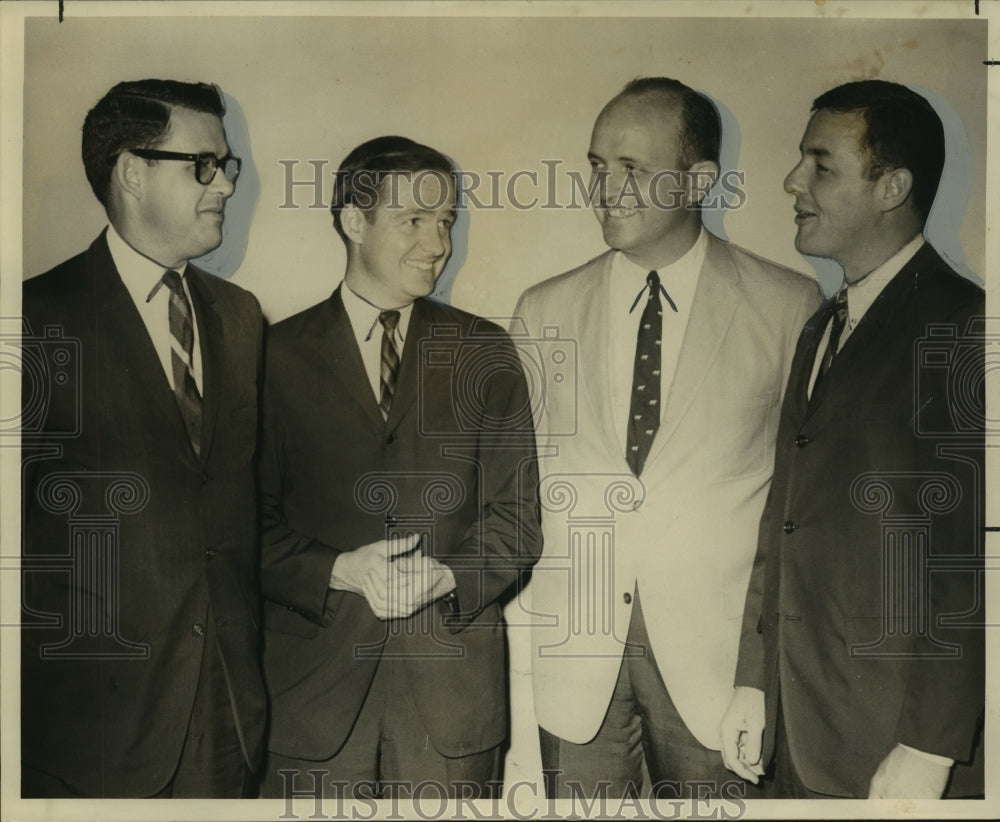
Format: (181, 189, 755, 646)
(513, 231, 820, 750)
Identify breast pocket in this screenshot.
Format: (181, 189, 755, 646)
(708, 392, 777, 481)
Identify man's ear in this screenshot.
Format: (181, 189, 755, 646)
(685, 160, 719, 207)
(113, 151, 144, 202)
(340, 203, 368, 245)
(879, 167, 914, 213)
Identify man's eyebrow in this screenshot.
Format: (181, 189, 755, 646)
(587, 151, 642, 165)
(801, 145, 831, 158)
(396, 207, 457, 219)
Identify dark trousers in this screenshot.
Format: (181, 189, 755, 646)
(539, 591, 753, 800)
(769, 701, 833, 799)
(261, 652, 500, 800)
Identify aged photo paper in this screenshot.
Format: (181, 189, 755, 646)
(1, 1, 995, 820)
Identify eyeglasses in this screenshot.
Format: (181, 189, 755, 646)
(120, 149, 242, 185)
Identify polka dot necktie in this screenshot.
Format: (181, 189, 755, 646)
(626, 271, 663, 477)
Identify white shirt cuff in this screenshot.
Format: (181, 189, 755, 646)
(899, 744, 954, 767)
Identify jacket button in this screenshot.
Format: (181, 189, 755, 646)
(783, 520, 796, 534)
(386, 434, 395, 445)
(192, 623, 205, 637)
(623, 592, 633, 605)
(200, 473, 208, 485)
(205, 548, 215, 559)
(794, 435, 809, 447)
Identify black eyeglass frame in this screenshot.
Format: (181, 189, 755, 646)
(116, 148, 242, 185)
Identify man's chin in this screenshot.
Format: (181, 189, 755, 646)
(600, 223, 635, 251)
(793, 234, 820, 258)
(192, 234, 224, 260)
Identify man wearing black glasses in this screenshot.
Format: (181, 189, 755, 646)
(20, 79, 266, 798)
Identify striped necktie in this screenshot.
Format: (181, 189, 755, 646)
(162, 269, 202, 454)
(378, 310, 401, 420)
(815, 287, 849, 391)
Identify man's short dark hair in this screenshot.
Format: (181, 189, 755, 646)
(617, 76, 721, 169)
(812, 80, 945, 222)
(82, 79, 226, 208)
(330, 136, 455, 243)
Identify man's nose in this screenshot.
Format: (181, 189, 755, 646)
(209, 164, 236, 198)
(784, 161, 805, 195)
(420, 223, 447, 256)
(601, 168, 636, 206)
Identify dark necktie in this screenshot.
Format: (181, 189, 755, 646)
(814, 287, 849, 390)
(626, 271, 664, 477)
(378, 310, 401, 420)
(162, 269, 202, 455)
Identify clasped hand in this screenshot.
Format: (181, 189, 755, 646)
(330, 533, 456, 620)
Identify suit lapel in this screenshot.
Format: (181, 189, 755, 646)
(90, 234, 199, 465)
(319, 286, 385, 431)
(645, 233, 741, 466)
(790, 300, 833, 420)
(577, 253, 624, 463)
(804, 244, 935, 417)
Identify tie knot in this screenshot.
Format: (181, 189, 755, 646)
(379, 310, 401, 334)
(647, 270, 660, 292)
(162, 269, 184, 294)
(834, 287, 849, 320)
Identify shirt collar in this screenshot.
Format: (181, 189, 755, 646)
(845, 233, 924, 322)
(106, 223, 189, 304)
(340, 283, 413, 345)
(612, 227, 707, 315)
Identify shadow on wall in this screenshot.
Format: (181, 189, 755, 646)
(918, 83, 978, 287)
(700, 89, 737, 246)
(193, 91, 259, 279)
(429, 156, 471, 307)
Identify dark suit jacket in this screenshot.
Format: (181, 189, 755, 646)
(259, 286, 542, 760)
(735, 244, 984, 797)
(21, 230, 267, 797)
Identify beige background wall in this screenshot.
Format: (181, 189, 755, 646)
(22, 14, 986, 322)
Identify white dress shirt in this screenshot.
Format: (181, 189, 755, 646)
(107, 224, 203, 393)
(340, 284, 414, 403)
(609, 228, 707, 450)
